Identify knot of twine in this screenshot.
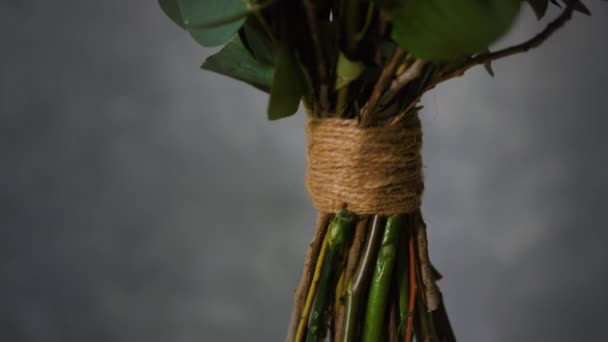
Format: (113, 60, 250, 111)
(305, 117, 424, 215)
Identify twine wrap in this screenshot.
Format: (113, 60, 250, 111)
(305, 117, 424, 215)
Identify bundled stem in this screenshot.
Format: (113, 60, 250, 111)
(362, 215, 403, 342)
(342, 215, 386, 342)
(302, 0, 329, 111)
(360, 49, 406, 126)
(287, 213, 332, 342)
(162, 1, 590, 341)
(414, 211, 440, 311)
(387, 299, 399, 342)
(335, 217, 370, 341)
(405, 229, 418, 342)
(296, 232, 330, 341)
(395, 219, 410, 339)
(412, 212, 439, 341)
(304, 210, 356, 342)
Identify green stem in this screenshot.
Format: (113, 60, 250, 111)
(336, 86, 349, 117)
(415, 292, 434, 341)
(362, 215, 403, 342)
(335, 217, 369, 342)
(342, 215, 386, 342)
(305, 247, 337, 341)
(396, 220, 411, 338)
(387, 293, 399, 342)
(305, 210, 356, 342)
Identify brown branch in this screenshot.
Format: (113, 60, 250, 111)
(302, 0, 329, 112)
(432, 3, 576, 86)
(360, 48, 406, 126)
(389, 59, 426, 94)
(379, 59, 426, 109)
(344, 217, 369, 284)
(285, 212, 331, 342)
(392, 3, 577, 124)
(388, 97, 423, 126)
(414, 210, 440, 312)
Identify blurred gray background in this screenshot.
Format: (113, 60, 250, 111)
(1, 1, 607, 341)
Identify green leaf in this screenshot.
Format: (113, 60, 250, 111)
(525, 0, 549, 19)
(201, 37, 274, 92)
(335, 52, 365, 90)
(391, 0, 522, 61)
(242, 18, 276, 66)
(267, 46, 306, 120)
(158, 0, 185, 28)
(179, 0, 248, 47)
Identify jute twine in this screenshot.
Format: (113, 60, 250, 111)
(305, 116, 424, 215)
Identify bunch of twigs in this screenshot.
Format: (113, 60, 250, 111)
(282, 3, 578, 341)
(287, 210, 455, 342)
(157, 0, 587, 341)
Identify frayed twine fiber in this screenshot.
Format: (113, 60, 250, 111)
(305, 116, 423, 215)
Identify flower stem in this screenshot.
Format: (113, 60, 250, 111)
(405, 224, 418, 342)
(415, 289, 437, 342)
(334, 217, 369, 341)
(342, 215, 386, 342)
(305, 210, 356, 342)
(296, 233, 330, 342)
(413, 213, 438, 341)
(387, 295, 399, 342)
(288, 212, 331, 342)
(396, 219, 411, 339)
(362, 215, 403, 342)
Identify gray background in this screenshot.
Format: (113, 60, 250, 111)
(1, 1, 607, 341)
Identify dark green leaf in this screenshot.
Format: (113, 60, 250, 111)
(391, 0, 522, 60)
(179, 0, 248, 47)
(201, 37, 274, 92)
(158, 0, 185, 28)
(298, 54, 315, 102)
(267, 46, 306, 120)
(525, 0, 549, 19)
(242, 18, 276, 66)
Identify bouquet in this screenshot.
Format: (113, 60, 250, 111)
(157, 1, 600, 341)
